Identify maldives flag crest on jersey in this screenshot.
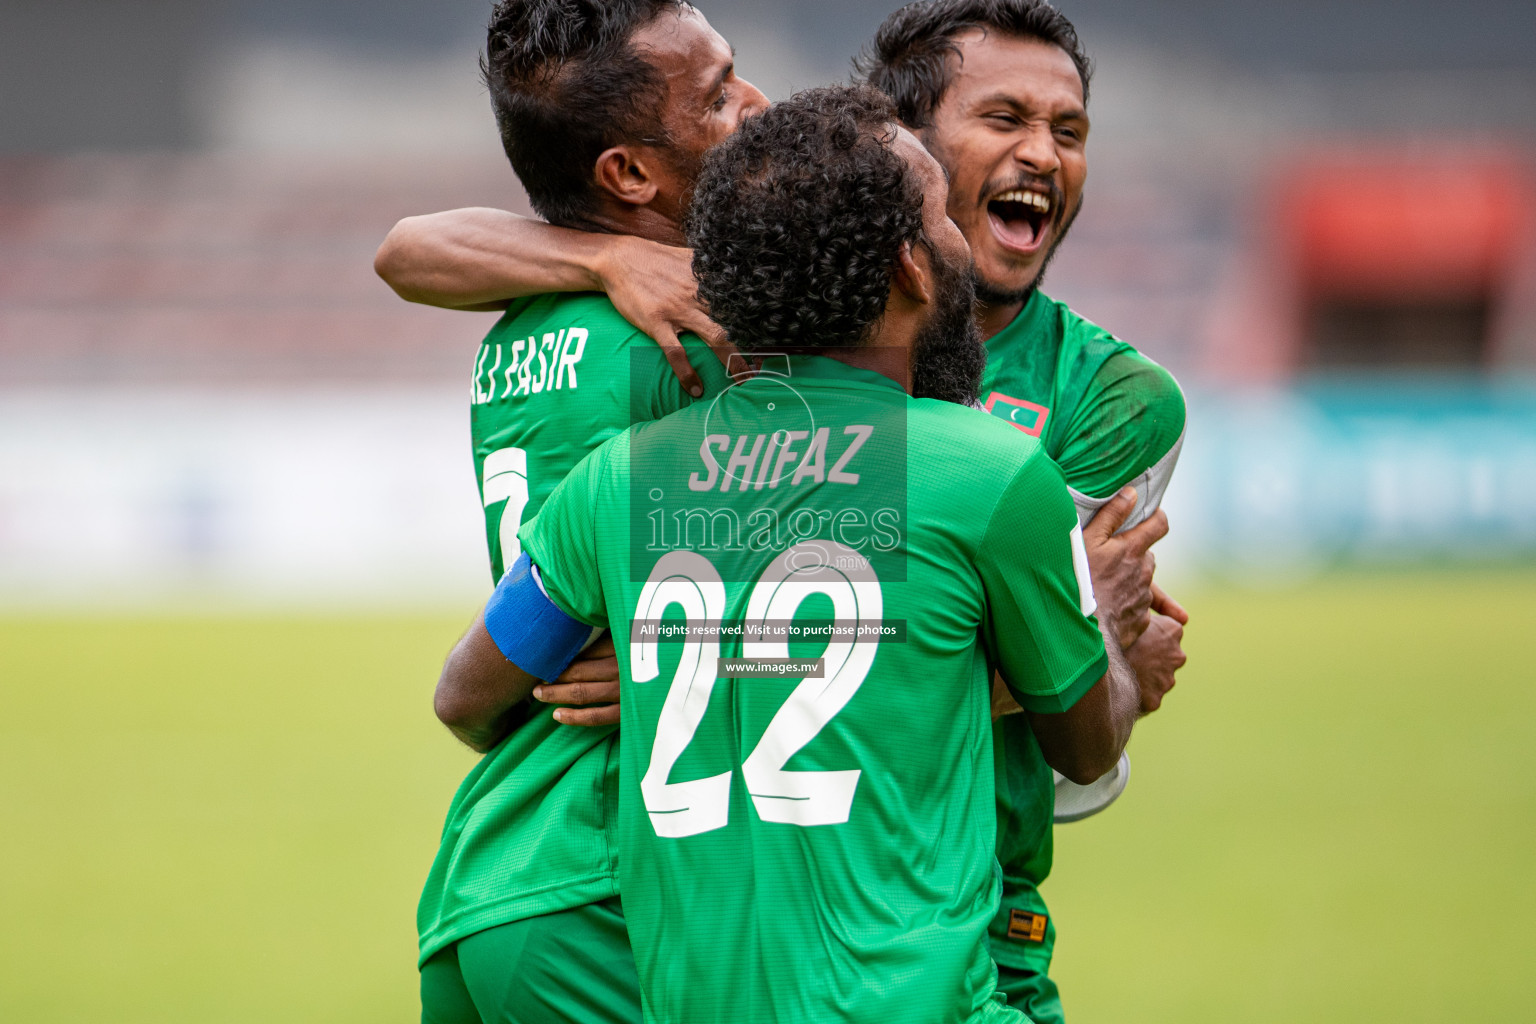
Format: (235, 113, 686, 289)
(982, 392, 1050, 437)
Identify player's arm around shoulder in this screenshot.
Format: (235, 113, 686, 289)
(375, 207, 589, 311)
(976, 447, 1141, 784)
(373, 207, 728, 395)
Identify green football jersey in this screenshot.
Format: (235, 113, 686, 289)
(978, 289, 1186, 973)
(979, 290, 1185, 517)
(520, 356, 1109, 1024)
(417, 292, 730, 965)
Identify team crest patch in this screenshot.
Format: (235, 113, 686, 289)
(1007, 909, 1049, 943)
(982, 393, 1050, 437)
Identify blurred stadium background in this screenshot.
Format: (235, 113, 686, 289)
(1, 1, 1533, 1021)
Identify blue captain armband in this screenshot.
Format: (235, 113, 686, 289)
(483, 552, 603, 681)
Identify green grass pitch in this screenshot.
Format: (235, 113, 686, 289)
(2, 572, 1533, 1022)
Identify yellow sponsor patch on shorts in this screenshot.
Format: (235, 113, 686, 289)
(1007, 909, 1048, 943)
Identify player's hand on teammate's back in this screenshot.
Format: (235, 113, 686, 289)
(1125, 611, 1186, 714)
(534, 634, 621, 727)
(597, 236, 736, 398)
(1083, 487, 1167, 648)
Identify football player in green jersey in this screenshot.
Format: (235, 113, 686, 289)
(858, 6, 1187, 1019)
(378, 4, 1184, 1022)
(411, 4, 767, 1023)
(433, 85, 1144, 1024)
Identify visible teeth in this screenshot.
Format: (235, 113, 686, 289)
(992, 189, 1052, 212)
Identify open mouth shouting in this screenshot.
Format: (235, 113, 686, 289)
(985, 185, 1058, 255)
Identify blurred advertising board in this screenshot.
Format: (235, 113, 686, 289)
(1171, 376, 1536, 575)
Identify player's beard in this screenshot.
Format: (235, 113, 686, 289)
(911, 246, 986, 407)
(974, 191, 1083, 308)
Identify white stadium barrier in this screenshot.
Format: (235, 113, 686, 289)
(0, 387, 489, 608)
(3, 380, 1534, 608)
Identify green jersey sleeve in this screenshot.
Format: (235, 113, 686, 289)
(977, 449, 1109, 714)
(517, 438, 618, 628)
(1054, 350, 1186, 531)
(639, 332, 734, 422)
(1054, 350, 1185, 498)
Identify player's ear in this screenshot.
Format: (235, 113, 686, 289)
(594, 146, 660, 207)
(891, 239, 935, 306)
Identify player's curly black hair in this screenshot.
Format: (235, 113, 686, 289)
(856, 0, 1092, 129)
(481, 0, 682, 227)
(685, 86, 925, 353)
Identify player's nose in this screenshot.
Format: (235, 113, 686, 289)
(737, 79, 770, 123)
(1011, 123, 1060, 177)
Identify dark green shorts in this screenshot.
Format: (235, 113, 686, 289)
(420, 897, 640, 1024)
(996, 962, 1064, 1024)
(421, 895, 1060, 1024)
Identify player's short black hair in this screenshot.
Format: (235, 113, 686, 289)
(482, 0, 683, 227)
(856, 0, 1092, 129)
(686, 86, 926, 353)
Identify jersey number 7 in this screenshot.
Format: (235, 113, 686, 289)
(482, 447, 530, 575)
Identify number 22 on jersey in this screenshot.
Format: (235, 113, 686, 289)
(631, 542, 882, 839)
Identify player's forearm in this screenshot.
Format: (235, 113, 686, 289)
(1026, 627, 1139, 784)
(434, 612, 540, 753)
(1096, 626, 1141, 758)
(444, 704, 524, 753)
(375, 207, 609, 310)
